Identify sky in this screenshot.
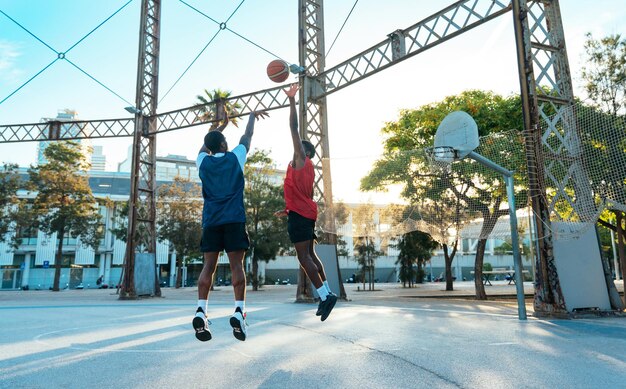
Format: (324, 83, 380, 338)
(1, 0, 625, 203)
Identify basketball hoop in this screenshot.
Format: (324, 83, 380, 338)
(425, 146, 457, 162)
(425, 146, 457, 172)
(425, 111, 480, 171)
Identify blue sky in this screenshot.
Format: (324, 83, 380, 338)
(1, 0, 625, 202)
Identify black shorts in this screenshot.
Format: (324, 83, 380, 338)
(200, 222, 250, 253)
(287, 211, 316, 244)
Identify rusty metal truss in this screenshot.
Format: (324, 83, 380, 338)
(119, 0, 162, 299)
(312, 0, 511, 99)
(0, 85, 290, 142)
(0, 119, 135, 143)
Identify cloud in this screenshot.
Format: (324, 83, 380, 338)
(0, 40, 23, 84)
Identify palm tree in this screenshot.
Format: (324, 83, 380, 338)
(196, 88, 242, 129)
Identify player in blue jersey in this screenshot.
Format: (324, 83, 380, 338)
(192, 106, 268, 342)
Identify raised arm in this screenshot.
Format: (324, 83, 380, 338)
(200, 103, 229, 155)
(284, 83, 306, 169)
(239, 110, 269, 152)
(208, 101, 229, 132)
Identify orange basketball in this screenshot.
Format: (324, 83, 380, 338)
(267, 59, 290, 83)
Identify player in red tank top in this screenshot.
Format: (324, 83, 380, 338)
(275, 83, 337, 321)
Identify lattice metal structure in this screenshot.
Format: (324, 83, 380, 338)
(0, 119, 135, 143)
(313, 0, 511, 99)
(511, 0, 590, 316)
(119, 0, 162, 299)
(0, 85, 290, 142)
(299, 0, 332, 210)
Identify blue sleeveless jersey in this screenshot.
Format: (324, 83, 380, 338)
(198, 151, 246, 228)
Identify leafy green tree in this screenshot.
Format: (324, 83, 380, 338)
(581, 33, 626, 301)
(354, 236, 383, 291)
(0, 164, 22, 243)
(351, 203, 384, 291)
(396, 230, 439, 287)
(196, 88, 243, 129)
(361, 90, 527, 299)
(156, 177, 203, 288)
(581, 33, 626, 117)
(109, 200, 130, 242)
(244, 150, 290, 291)
(333, 200, 350, 257)
(26, 141, 104, 291)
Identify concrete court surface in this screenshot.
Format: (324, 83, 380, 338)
(0, 282, 625, 389)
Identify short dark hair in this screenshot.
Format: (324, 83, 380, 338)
(302, 140, 316, 158)
(204, 131, 225, 154)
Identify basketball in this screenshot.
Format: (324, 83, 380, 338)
(267, 59, 290, 83)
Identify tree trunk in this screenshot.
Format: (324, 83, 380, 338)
(362, 267, 366, 291)
(296, 267, 312, 301)
(175, 255, 183, 288)
(474, 239, 487, 300)
(616, 211, 626, 305)
(443, 242, 457, 292)
(52, 229, 65, 292)
(252, 256, 259, 291)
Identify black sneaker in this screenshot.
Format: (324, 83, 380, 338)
(316, 292, 336, 316)
(229, 307, 248, 341)
(317, 293, 337, 321)
(192, 307, 212, 342)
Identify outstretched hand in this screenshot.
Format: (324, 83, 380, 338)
(251, 110, 269, 121)
(283, 83, 299, 98)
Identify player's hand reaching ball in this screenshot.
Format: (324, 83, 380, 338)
(283, 83, 299, 98)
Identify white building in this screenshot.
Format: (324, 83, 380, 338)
(90, 145, 106, 171)
(38, 110, 92, 166)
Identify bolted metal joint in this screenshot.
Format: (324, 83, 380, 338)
(305, 75, 325, 102)
(47, 121, 61, 140)
(141, 117, 151, 137)
(388, 29, 406, 61)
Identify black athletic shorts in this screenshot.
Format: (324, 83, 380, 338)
(200, 222, 250, 253)
(287, 211, 316, 244)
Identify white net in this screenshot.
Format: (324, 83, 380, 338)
(316, 105, 625, 247)
(535, 104, 626, 239)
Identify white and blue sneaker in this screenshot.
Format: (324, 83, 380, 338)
(192, 307, 212, 342)
(229, 307, 248, 341)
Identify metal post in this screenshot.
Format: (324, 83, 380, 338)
(505, 175, 527, 320)
(120, 0, 161, 299)
(298, 0, 346, 301)
(467, 151, 527, 320)
(610, 223, 620, 280)
(511, 0, 567, 316)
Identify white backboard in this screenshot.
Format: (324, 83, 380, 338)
(434, 111, 479, 159)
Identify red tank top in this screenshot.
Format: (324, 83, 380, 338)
(284, 157, 317, 220)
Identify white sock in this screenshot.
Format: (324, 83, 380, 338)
(317, 285, 329, 301)
(197, 299, 207, 314)
(235, 300, 245, 312)
(323, 280, 332, 293)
